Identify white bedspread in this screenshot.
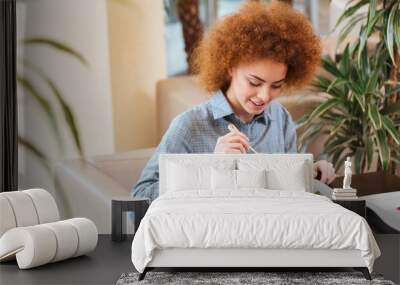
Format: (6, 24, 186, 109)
(131, 190, 380, 273)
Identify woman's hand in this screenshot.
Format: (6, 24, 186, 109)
(313, 160, 336, 184)
(214, 131, 250, 154)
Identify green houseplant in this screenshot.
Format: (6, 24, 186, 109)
(18, 38, 86, 173)
(298, 0, 400, 175)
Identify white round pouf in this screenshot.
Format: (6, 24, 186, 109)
(0, 218, 98, 269)
(24, 189, 59, 223)
(0, 226, 57, 269)
(0, 189, 98, 269)
(65, 218, 98, 257)
(0, 196, 17, 237)
(42, 221, 79, 262)
(0, 191, 39, 227)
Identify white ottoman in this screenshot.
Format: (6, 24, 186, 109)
(0, 189, 98, 269)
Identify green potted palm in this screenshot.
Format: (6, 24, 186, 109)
(298, 0, 400, 197)
(18, 38, 85, 173)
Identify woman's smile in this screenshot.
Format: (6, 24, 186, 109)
(249, 98, 265, 108)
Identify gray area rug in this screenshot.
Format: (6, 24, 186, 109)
(116, 272, 396, 285)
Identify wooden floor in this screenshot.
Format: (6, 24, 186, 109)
(373, 234, 400, 284)
(0, 235, 134, 285)
(0, 234, 398, 285)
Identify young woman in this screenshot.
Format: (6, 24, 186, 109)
(133, 1, 336, 201)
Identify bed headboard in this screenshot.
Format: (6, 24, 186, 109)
(159, 153, 314, 195)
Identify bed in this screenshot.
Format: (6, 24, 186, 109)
(131, 154, 380, 281)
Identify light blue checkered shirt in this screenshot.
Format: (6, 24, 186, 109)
(132, 90, 298, 201)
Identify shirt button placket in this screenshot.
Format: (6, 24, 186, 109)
(247, 122, 253, 142)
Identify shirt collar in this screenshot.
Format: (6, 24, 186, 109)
(209, 90, 274, 124)
(210, 90, 234, 120)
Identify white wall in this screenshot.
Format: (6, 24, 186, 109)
(107, 0, 167, 151)
(17, 0, 114, 190)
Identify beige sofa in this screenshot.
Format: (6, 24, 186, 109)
(54, 76, 327, 234)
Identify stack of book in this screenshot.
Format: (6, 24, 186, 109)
(332, 188, 358, 200)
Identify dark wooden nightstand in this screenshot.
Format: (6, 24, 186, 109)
(111, 196, 150, 242)
(332, 199, 366, 218)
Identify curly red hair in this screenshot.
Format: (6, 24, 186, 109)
(192, 1, 322, 93)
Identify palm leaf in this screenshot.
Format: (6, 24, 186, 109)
(357, 41, 371, 74)
(368, 104, 383, 130)
(366, 70, 380, 94)
(313, 75, 332, 90)
(351, 91, 366, 112)
(394, 7, 400, 51)
(329, 117, 347, 136)
(17, 75, 63, 148)
(354, 147, 365, 174)
(366, 138, 374, 170)
(46, 79, 84, 155)
(322, 57, 344, 78)
(23, 37, 88, 66)
(22, 59, 84, 156)
(334, 0, 369, 31)
(385, 3, 398, 64)
(339, 44, 351, 76)
(296, 114, 309, 128)
(324, 135, 356, 154)
(366, 9, 384, 36)
(18, 136, 50, 172)
(337, 13, 367, 49)
(375, 129, 390, 171)
(305, 99, 340, 124)
(327, 78, 348, 93)
(298, 123, 323, 147)
(382, 115, 400, 144)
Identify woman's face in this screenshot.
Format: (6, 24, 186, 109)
(226, 58, 287, 122)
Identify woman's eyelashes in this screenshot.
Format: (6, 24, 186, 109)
(248, 80, 261, 87)
(248, 80, 283, 89)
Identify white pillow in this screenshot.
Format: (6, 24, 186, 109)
(211, 168, 268, 190)
(211, 168, 236, 190)
(166, 160, 236, 192)
(238, 159, 309, 191)
(266, 166, 307, 191)
(167, 162, 210, 191)
(236, 169, 268, 189)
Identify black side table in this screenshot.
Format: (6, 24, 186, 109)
(332, 199, 366, 218)
(112, 197, 150, 242)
